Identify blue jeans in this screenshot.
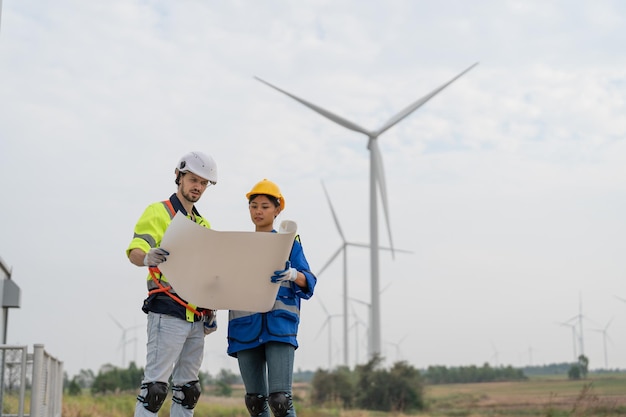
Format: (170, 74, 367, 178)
(237, 342, 296, 417)
(135, 312, 205, 417)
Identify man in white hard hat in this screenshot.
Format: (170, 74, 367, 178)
(126, 151, 218, 417)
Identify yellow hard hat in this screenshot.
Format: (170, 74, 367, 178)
(246, 179, 285, 211)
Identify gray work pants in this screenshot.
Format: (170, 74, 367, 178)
(134, 312, 205, 417)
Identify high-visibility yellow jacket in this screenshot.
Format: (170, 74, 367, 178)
(127, 193, 211, 322)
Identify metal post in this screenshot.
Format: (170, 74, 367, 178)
(30, 344, 44, 417)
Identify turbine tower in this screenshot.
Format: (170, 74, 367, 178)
(558, 321, 578, 361)
(256, 63, 478, 358)
(591, 317, 613, 369)
(318, 180, 411, 366)
(566, 293, 586, 357)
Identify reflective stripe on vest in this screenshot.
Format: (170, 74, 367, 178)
(229, 294, 300, 321)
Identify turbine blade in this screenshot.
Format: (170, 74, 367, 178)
(371, 141, 395, 259)
(346, 242, 413, 254)
(315, 317, 330, 339)
(317, 295, 330, 316)
(606, 317, 614, 330)
(374, 62, 479, 136)
(347, 242, 372, 249)
(109, 314, 124, 330)
(349, 297, 370, 308)
(321, 180, 346, 242)
(254, 76, 373, 136)
(317, 246, 344, 276)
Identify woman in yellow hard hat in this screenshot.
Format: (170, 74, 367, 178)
(227, 179, 317, 417)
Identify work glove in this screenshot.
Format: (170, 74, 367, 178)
(143, 248, 169, 267)
(271, 261, 298, 284)
(203, 310, 218, 335)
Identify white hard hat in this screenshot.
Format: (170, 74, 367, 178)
(176, 152, 218, 184)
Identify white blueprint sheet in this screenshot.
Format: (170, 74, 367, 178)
(158, 214, 297, 312)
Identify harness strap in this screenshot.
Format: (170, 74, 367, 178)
(148, 267, 204, 321)
(148, 201, 203, 321)
(162, 200, 177, 219)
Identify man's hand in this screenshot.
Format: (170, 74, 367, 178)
(203, 310, 217, 335)
(143, 248, 169, 267)
(271, 261, 298, 283)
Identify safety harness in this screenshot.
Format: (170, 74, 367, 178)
(146, 199, 207, 322)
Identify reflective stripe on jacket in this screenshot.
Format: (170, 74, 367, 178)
(227, 234, 316, 357)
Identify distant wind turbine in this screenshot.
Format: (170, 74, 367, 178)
(315, 297, 342, 370)
(255, 62, 478, 358)
(565, 293, 590, 358)
(386, 334, 408, 363)
(317, 180, 412, 367)
(526, 345, 536, 366)
(348, 304, 368, 365)
(110, 314, 142, 367)
(591, 317, 614, 369)
(490, 341, 500, 367)
(558, 321, 578, 361)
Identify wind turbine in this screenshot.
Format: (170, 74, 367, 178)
(386, 334, 408, 363)
(315, 297, 342, 370)
(490, 341, 500, 367)
(110, 314, 142, 367)
(255, 62, 478, 359)
(348, 280, 394, 361)
(565, 293, 588, 358)
(590, 317, 614, 369)
(317, 180, 412, 367)
(558, 321, 578, 361)
(526, 345, 536, 366)
(348, 304, 368, 366)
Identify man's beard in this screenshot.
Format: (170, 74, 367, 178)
(182, 189, 200, 203)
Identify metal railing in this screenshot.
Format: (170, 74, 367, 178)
(0, 344, 63, 417)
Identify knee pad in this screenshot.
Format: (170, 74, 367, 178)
(172, 380, 201, 409)
(268, 391, 293, 417)
(245, 393, 268, 416)
(137, 381, 168, 413)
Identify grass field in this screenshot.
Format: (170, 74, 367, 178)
(423, 374, 626, 416)
(7, 373, 626, 416)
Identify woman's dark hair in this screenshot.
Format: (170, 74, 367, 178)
(249, 194, 280, 208)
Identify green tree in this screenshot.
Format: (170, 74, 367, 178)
(354, 355, 424, 413)
(67, 377, 82, 396)
(216, 368, 239, 385)
(387, 361, 424, 412)
(568, 364, 582, 380)
(90, 362, 144, 394)
(74, 368, 96, 389)
(310, 366, 354, 407)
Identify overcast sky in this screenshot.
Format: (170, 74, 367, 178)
(1, 0, 625, 379)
